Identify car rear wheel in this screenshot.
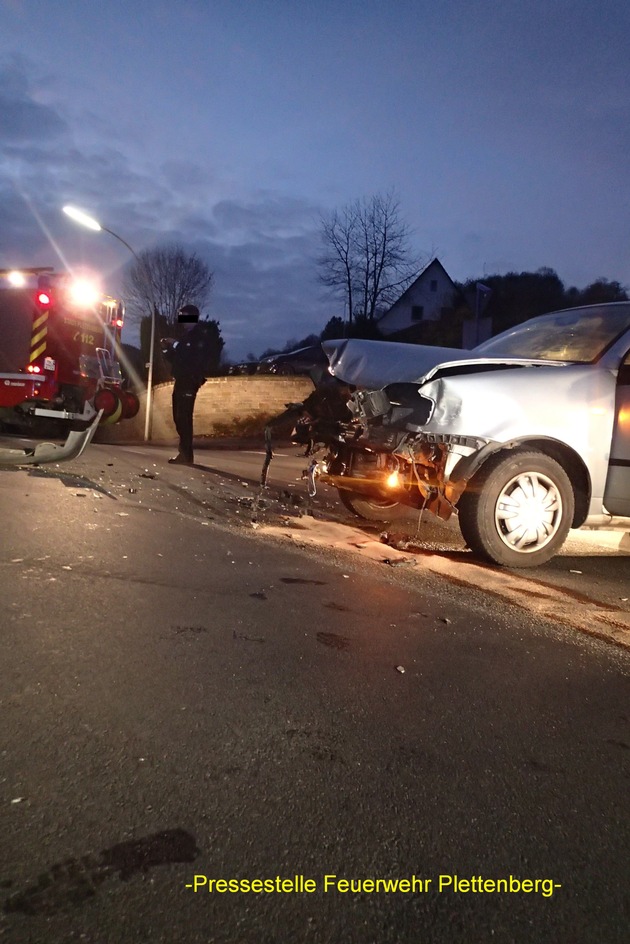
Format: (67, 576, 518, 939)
(337, 488, 414, 522)
(458, 450, 575, 567)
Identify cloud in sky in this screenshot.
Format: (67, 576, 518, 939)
(0, 55, 330, 356)
(0, 1, 629, 359)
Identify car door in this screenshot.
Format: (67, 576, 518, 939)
(604, 347, 630, 516)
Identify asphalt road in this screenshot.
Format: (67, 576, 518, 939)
(1, 440, 629, 943)
(89, 440, 630, 638)
(177, 442, 630, 609)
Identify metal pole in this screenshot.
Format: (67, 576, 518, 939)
(144, 304, 156, 441)
(474, 284, 480, 346)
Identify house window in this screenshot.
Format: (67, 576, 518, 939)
(411, 305, 424, 321)
(430, 279, 438, 292)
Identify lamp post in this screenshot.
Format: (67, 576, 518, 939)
(62, 205, 157, 442)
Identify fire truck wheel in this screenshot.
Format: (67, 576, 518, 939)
(93, 388, 118, 415)
(120, 390, 140, 419)
(100, 396, 123, 425)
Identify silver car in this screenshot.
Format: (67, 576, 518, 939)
(319, 303, 630, 567)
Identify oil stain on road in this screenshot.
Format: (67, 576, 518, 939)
(3, 829, 199, 916)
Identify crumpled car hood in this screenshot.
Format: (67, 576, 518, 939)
(321, 338, 563, 388)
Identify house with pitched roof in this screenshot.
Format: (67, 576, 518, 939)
(376, 257, 491, 348)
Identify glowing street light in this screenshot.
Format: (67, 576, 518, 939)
(7, 270, 27, 287)
(62, 205, 157, 441)
(62, 205, 101, 231)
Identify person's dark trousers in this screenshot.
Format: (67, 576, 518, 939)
(172, 382, 198, 462)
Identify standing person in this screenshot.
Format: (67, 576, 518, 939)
(161, 304, 207, 465)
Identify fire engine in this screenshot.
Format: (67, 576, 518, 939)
(0, 267, 139, 432)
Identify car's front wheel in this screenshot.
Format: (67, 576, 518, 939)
(337, 488, 414, 522)
(457, 450, 575, 567)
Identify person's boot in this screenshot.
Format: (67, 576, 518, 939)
(168, 453, 194, 465)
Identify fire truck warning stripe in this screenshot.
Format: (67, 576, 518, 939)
(30, 342, 47, 362)
(30, 308, 49, 362)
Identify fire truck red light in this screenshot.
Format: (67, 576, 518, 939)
(37, 292, 51, 305)
(115, 319, 124, 327)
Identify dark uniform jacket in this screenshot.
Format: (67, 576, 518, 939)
(164, 325, 209, 390)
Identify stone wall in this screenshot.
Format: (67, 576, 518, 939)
(95, 375, 314, 443)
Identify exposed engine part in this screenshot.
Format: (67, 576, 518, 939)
(260, 372, 458, 522)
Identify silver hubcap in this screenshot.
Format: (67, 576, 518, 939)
(494, 471, 563, 553)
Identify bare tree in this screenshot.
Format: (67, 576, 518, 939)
(319, 202, 359, 325)
(123, 244, 214, 326)
(318, 192, 422, 324)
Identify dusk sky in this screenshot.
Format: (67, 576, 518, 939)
(1, 0, 628, 360)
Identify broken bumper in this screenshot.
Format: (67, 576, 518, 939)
(0, 410, 103, 467)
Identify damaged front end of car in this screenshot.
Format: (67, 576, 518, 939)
(309, 376, 491, 522)
(260, 359, 485, 524)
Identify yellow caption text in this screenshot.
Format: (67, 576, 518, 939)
(185, 874, 562, 898)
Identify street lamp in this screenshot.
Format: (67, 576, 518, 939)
(62, 205, 157, 441)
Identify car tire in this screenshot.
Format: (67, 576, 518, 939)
(277, 365, 295, 376)
(457, 450, 575, 567)
(337, 488, 414, 522)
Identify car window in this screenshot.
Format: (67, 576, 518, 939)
(474, 304, 630, 363)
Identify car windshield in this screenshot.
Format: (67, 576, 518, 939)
(473, 304, 630, 363)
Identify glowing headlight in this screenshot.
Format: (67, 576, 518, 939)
(68, 279, 100, 307)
